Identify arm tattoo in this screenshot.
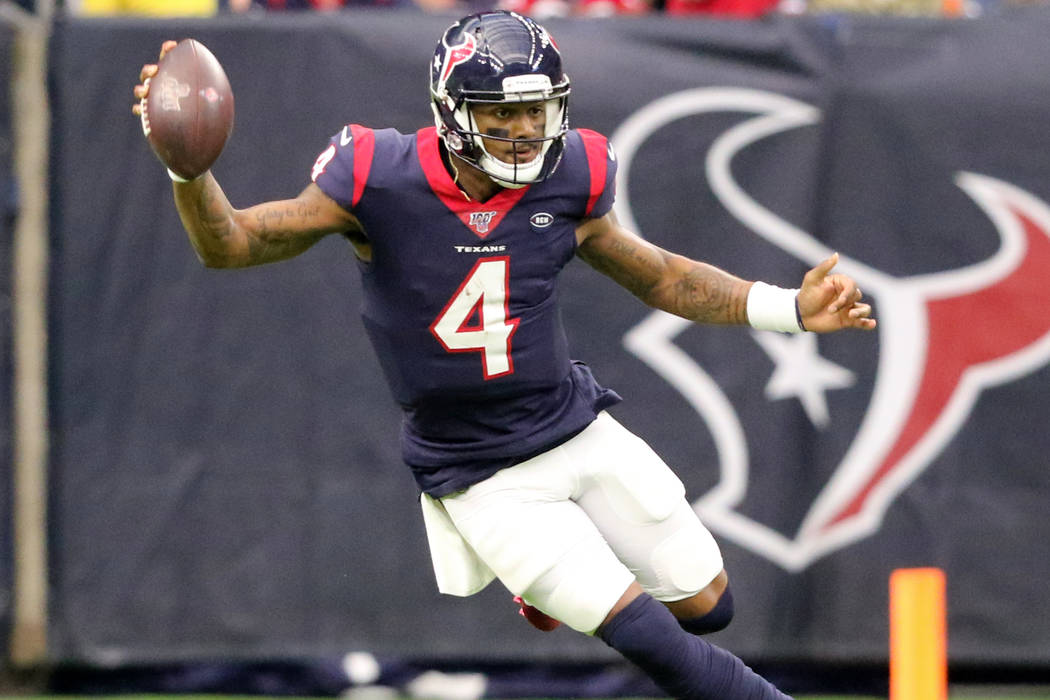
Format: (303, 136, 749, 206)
(177, 177, 336, 267)
(253, 201, 321, 234)
(674, 267, 746, 325)
(582, 237, 663, 299)
(608, 238, 663, 275)
(197, 185, 232, 239)
(581, 235, 748, 325)
(246, 201, 324, 262)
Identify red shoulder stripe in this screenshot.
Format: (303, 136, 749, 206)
(578, 129, 608, 217)
(350, 124, 375, 208)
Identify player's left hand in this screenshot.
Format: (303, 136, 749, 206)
(796, 253, 876, 333)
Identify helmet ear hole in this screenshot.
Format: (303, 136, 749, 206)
(431, 97, 478, 161)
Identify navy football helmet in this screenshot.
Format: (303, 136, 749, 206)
(430, 11, 571, 188)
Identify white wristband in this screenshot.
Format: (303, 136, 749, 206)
(747, 282, 805, 333)
(167, 168, 195, 183)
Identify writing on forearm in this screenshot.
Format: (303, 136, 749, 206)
(254, 201, 322, 233)
(245, 202, 325, 263)
(175, 176, 335, 268)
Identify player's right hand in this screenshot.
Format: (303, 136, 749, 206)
(131, 40, 178, 119)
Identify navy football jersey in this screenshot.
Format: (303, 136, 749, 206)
(311, 125, 621, 496)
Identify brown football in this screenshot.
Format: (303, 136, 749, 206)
(140, 38, 234, 181)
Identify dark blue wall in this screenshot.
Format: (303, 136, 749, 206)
(43, 8, 1050, 668)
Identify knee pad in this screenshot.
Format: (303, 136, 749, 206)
(649, 519, 724, 599)
(678, 585, 734, 635)
(522, 540, 635, 635)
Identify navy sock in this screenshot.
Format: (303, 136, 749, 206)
(598, 593, 791, 700)
(678, 585, 734, 635)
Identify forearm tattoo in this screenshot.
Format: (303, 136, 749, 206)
(247, 202, 323, 262)
(583, 237, 663, 299)
(673, 267, 747, 325)
(177, 181, 235, 265)
(253, 201, 322, 234)
(180, 180, 327, 266)
(583, 235, 747, 325)
(196, 185, 231, 238)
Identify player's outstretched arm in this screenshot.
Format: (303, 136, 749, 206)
(132, 42, 358, 268)
(576, 211, 752, 326)
(576, 212, 875, 332)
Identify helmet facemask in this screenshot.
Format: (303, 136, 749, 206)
(433, 75, 570, 188)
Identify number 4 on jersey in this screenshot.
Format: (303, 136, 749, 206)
(430, 257, 519, 379)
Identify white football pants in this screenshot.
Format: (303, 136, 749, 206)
(422, 411, 723, 634)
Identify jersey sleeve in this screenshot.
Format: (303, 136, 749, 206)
(577, 129, 618, 220)
(309, 124, 376, 211)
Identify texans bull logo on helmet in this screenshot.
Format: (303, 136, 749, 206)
(436, 33, 477, 89)
(612, 88, 1050, 571)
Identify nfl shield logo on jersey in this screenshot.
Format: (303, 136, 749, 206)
(469, 211, 498, 234)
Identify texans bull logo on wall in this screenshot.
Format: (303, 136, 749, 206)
(611, 88, 1050, 572)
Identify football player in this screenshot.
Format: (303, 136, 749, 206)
(133, 11, 874, 699)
